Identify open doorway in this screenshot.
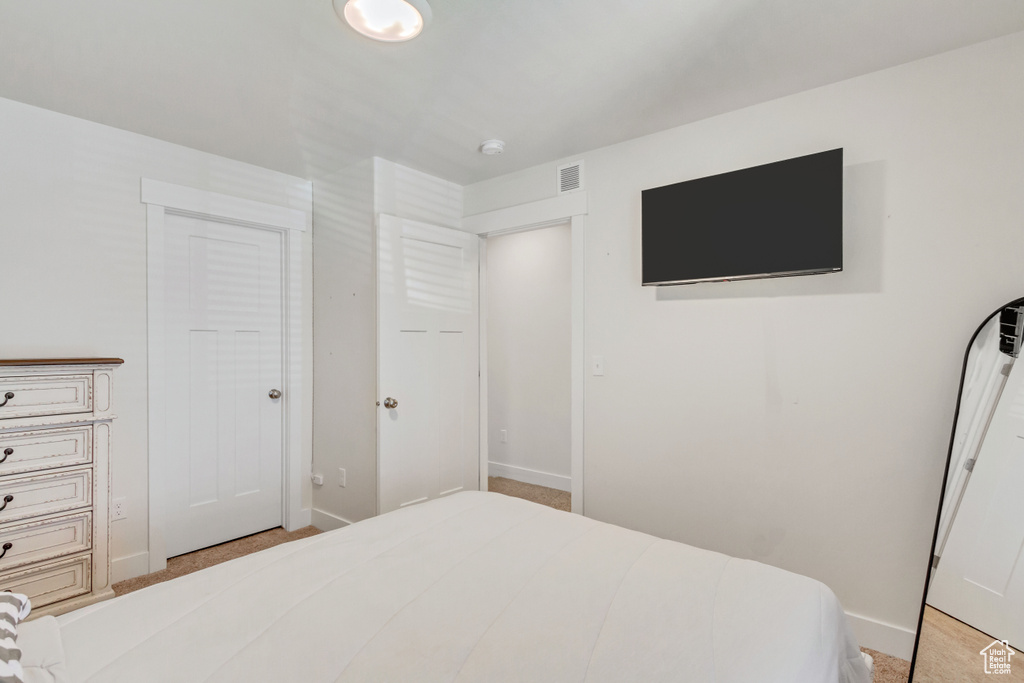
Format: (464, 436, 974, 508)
(467, 192, 587, 515)
(484, 223, 572, 511)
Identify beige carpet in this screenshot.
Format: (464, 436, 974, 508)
(487, 475, 570, 512)
(111, 525, 322, 597)
(865, 647, 911, 683)
(911, 606, 1023, 682)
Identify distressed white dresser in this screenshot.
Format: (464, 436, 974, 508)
(0, 359, 120, 617)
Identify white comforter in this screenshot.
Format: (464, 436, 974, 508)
(42, 492, 870, 682)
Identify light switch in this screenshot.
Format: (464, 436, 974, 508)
(592, 355, 605, 376)
(499, 429, 508, 443)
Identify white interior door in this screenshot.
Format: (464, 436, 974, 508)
(378, 214, 480, 514)
(162, 213, 284, 557)
(934, 316, 1008, 558)
(929, 356, 1024, 647)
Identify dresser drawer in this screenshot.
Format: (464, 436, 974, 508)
(0, 469, 92, 524)
(0, 511, 92, 572)
(0, 375, 92, 420)
(0, 426, 92, 477)
(0, 553, 91, 609)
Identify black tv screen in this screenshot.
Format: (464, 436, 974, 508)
(642, 148, 843, 286)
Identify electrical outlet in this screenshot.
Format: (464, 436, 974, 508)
(112, 497, 127, 521)
(338, 468, 347, 488)
(499, 429, 507, 443)
(311, 473, 324, 486)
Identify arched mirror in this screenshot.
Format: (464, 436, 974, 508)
(910, 297, 1024, 681)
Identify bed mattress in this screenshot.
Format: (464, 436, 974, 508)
(47, 491, 871, 682)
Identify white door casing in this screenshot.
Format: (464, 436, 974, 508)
(377, 214, 480, 513)
(143, 179, 308, 573)
(463, 191, 587, 515)
(928, 355, 1024, 647)
(161, 214, 283, 557)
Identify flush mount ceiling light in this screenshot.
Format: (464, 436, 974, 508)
(335, 0, 432, 43)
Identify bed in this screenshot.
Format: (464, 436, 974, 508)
(18, 491, 873, 682)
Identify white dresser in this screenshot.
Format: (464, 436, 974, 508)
(0, 359, 120, 617)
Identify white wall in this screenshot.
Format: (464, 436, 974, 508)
(311, 159, 376, 529)
(463, 31, 1024, 657)
(311, 157, 463, 527)
(487, 224, 572, 491)
(0, 96, 313, 581)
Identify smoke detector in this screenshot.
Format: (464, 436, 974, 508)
(480, 139, 505, 155)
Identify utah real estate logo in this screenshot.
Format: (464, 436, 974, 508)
(980, 639, 1015, 675)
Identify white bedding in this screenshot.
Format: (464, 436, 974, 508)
(43, 492, 870, 682)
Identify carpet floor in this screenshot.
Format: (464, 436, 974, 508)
(111, 525, 322, 597)
(112, 484, 913, 682)
(911, 605, 1022, 681)
(487, 475, 570, 512)
(865, 647, 911, 683)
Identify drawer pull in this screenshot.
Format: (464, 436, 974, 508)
(0, 543, 12, 560)
(0, 392, 12, 408)
(0, 495, 12, 513)
(0, 449, 10, 463)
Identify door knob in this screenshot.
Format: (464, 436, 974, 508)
(268, 389, 282, 400)
(383, 397, 398, 409)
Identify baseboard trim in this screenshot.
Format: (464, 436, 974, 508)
(111, 550, 151, 583)
(311, 508, 353, 532)
(488, 462, 571, 492)
(845, 611, 917, 660)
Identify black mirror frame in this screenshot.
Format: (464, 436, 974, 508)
(907, 295, 1024, 681)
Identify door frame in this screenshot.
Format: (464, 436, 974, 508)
(142, 179, 310, 573)
(464, 192, 588, 515)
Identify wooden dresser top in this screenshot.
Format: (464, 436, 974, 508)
(0, 359, 124, 367)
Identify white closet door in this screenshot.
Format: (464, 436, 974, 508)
(377, 215, 480, 514)
(162, 214, 283, 557)
(929, 357, 1024, 647)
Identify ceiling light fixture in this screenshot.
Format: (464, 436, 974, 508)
(480, 139, 505, 155)
(335, 0, 432, 43)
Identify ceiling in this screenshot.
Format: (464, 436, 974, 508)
(1, 0, 1023, 185)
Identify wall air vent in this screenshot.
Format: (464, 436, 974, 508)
(557, 160, 584, 195)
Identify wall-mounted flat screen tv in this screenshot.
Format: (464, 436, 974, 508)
(642, 148, 843, 286)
